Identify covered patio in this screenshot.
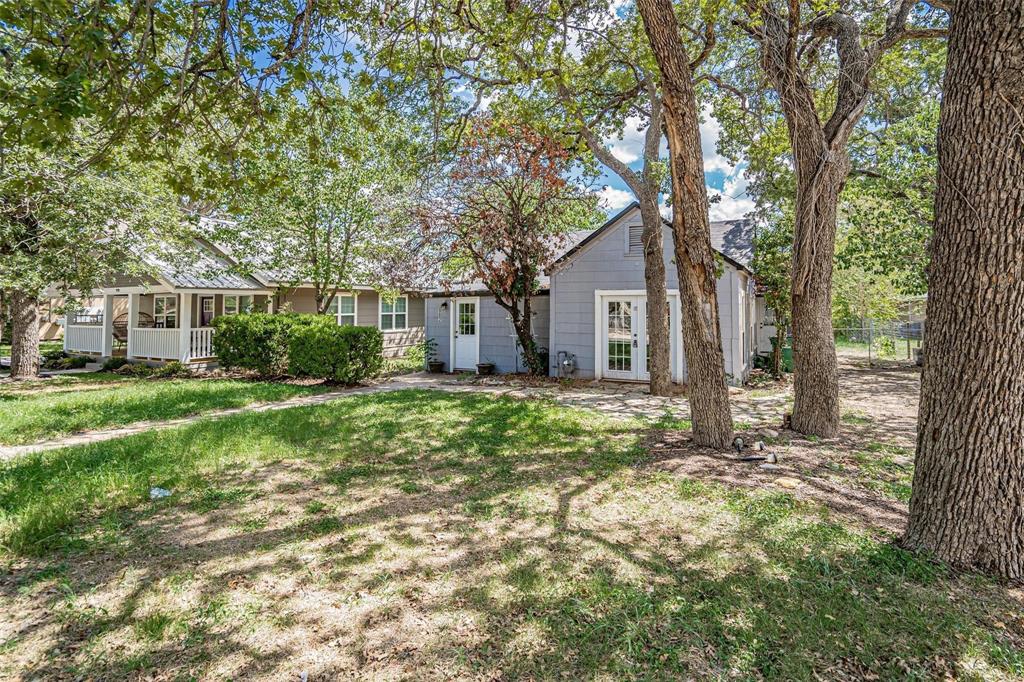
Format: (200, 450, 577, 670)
(63, 289, 274, 364)
(61, 241, 273, 364)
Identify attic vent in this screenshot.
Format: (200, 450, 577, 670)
(628, 223, 644, 255)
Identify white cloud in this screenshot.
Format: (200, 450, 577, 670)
(604, 115, 649, 165)
(708, 172, 756, 221)
(597, 186, 635, 211)
(700, 105, 736, 174)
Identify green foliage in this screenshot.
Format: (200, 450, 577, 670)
(152, 362, 191, 379)
(39, 351, 88, 370)
(101, 357, 129, 372)
(406, 337, 437, 365)
(215, 91, 428, 300)
(212, 314, 304, 376)
(287, 321, 383, 384)
(832, 266, 903, 328)
(213, 312, 383, 382)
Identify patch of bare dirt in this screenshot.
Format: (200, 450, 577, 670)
(645, 357, 921, 536)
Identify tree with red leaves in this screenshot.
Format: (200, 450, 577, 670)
(422, 116, 598, 375)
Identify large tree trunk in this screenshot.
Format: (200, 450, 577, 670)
(902, 1, 1024, 582)
(10, 290, 40, 379)
(638, 193, 672, 396)
(636, 0, 733, 448)
(788, 138, 846, 437)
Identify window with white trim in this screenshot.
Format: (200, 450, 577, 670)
(224, 295, 254, 315)
(379, 295, 407, 331)
(154, 295, 177, 328)
(327, 294, 357, 326)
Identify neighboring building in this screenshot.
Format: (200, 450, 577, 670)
(424, 203, 775, 385)
(58, 239, 424, 365)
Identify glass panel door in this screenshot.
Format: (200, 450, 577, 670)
(605, 297, 638, 379)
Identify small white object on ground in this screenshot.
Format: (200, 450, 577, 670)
(149, 487, 172, 500)
(759, 463, 779, 471)
(762, 429, 780, 438)
(754, 441, 766, 451)
(765, 452, 778, 464)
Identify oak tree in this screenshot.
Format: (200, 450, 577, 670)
(902, 0, 1024, 582)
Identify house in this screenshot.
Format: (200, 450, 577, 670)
(424, 203, 774, 384)
(59, 239, 425, 365)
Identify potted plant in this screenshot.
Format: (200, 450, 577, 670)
(423, 338, 445, 373)
(476, 361, 496, 375)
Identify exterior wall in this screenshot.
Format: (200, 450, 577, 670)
(549, 206, 752, 384)
(424, 294, 550, 374)
(425, 297, 451, 371)
(276, 287, 425, 357)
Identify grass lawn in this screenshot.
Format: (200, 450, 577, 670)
(0, 374, 331, 446)
(0, 340, 64, 358)
(1, 390, 1021, 680)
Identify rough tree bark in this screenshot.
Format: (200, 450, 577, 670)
(902, 0, 1024, 582)
(636, 0, 733, 448)
(739, 0, 946, 437)
(10, 290, 40, 379)
(573, 84, 673, 396)
(637, 191, 672, 396)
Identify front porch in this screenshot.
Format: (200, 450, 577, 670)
(63, 290, 270, 364)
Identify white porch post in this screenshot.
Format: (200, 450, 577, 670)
(178, 293, 193, 363)
(126, 293, 139, 359)
(101, 293, 115, 358)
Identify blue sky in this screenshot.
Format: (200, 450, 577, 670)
(592, 111, 754, 221)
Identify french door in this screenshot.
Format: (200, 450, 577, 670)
(602, 296, 650, 381)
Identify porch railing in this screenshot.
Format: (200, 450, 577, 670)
(131, 328, 179, 360)
(189, 328, 215, 360)
(65, 325, 104, 354)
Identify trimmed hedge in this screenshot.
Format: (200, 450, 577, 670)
(212, 313, 383, 382)
(212, 313, 302, 375)
(288, 321, 383, 384)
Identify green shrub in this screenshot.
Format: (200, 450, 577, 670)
(153, 361, 191, 378)
(114, 363, 155, 377)
(40, 350, 89, 370)
(288, 321, 383, 384)
(212, 313, 304, 375)
(102, 356, 130, 371)
(405, 337, 436, 366)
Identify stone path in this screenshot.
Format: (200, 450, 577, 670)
(0, 373, 790, 461)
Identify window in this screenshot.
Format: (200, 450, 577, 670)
(379, 295, 407, 331)
(224, 295, 253, 315)
(154, 295, 177, 329)
(327, 294, 357, 326)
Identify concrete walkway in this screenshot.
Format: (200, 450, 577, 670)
(0, 374, 789, 461)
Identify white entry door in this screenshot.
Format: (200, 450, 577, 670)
(452, 297, 479, 370)
(601, 294, 675, 381)
(603, 296, 644, 380)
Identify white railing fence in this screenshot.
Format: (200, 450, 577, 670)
(65, 325, 104, 354)
(131, 328, 179, 360)
(190, 328, 215, 360)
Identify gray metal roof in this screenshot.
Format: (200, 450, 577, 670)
(141, 240, 268, 291)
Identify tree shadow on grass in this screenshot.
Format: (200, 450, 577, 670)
(0, 389, 1021, 679)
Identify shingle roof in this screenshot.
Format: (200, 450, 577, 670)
(423, 229, 595, 295)
(709, 219, 755, 270)
(551, 202, 755, 274)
